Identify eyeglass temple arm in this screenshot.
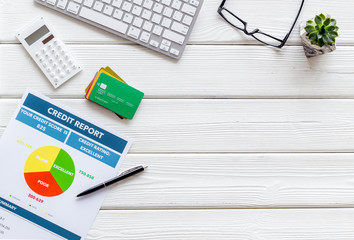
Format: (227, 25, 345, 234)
(281, 0, 305, 46)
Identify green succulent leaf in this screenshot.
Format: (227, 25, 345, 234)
(305, 14, 339, 47)
(318, 38, 325, 47)
(315, 15, 323, 26)
(305, 25, 316, 33)
(308, 32, 318, 42)
(322, 35, 330, 45)
(329, 31, 338, 38)
(323, 18, 331, 26)
(328, 19, 336, 26)
(326, 26, 337, 32)
(306, 20, 316, 26)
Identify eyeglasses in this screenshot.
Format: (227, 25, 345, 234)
(217, 0, 305, 48)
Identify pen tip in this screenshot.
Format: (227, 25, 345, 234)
(144, 166, 148, 169)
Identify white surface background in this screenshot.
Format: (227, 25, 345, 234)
(1, 0, 354, 239)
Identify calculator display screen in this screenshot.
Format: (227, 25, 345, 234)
(25, 25, 50, 46)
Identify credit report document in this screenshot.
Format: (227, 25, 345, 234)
(0, 89, 132, 239)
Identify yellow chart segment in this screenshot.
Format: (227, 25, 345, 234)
(24, 146, 61, 173)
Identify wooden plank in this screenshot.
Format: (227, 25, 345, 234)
(100, 153, 354, 209)
(88, 209, 354, 240)
(2, 99, 354, 153)
(1, 0, 353, 45)
(1, 45, 354, 99)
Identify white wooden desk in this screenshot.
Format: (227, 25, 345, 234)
(1, 1, 354, 239)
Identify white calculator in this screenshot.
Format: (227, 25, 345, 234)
(16, 17, 82, 88)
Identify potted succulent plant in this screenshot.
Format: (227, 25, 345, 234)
(300, 13, 339, 58)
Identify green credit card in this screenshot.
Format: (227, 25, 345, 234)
(88, 72, 144, 120)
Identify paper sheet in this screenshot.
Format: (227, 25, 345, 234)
(0, 89, 132, 240)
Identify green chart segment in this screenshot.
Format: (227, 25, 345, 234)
(24, 146, 75, 197)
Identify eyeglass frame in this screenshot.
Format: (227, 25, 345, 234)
(217, 0, 305, 48)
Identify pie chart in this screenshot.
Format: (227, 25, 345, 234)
(24, 146, 75, 197)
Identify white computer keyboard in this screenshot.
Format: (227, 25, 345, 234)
(34, 0, 203, 59)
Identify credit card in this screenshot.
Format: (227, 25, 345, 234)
(87, 72, 144, 120)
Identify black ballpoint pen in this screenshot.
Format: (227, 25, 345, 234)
(76, 165, 147, 197)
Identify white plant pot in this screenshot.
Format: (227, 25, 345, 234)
(300, 19, 336, 58)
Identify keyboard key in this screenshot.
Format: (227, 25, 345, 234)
(171, 21, 189, 35)
(160, 44, 169, 51)
(161, 0, 171, 5)
(142, 9, 152, 20)
(79, 7, 128, 34)
(153, 25, 163, 35)
(47, 0, 57, 5)
(149, 39, 159, 47)
(133, 0, 143, 5)
(133, 17, 143, 27)
(181, 3, 196, 16)
(189, 0, 199, 6)
(83, 0, 94, 7)
(153, 3, 163, 13)
(113, 9, 124, 19)
(173, 11, 183, 21)
(103, 5, 114, 15)
(57, 0, 68, 9)
(162, 39, 171, 46)
(73, 0, 83, 3)
(67, 2, 80, 14)
(127, 26, 141, 39)
(93, 1, 104, 11)
(171, 0, 182, 9)
(161, 17, 172, 28)
(151, 13, 162, 24)
(102, 0, 111, 3)
(163, 7, 173, 17)
(182, 15, 193, 25)
(143, 0, 153, 9)
(142, 21, 153, 31)
(123, 13, 133, 23)
(112, 0, 122, 8)
(140, 31, 151, 43)
(163, 29, 185, 44)
(132, 5, 142, 16)
(122, 1, 133, 11)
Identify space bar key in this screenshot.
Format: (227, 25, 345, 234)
(79, 7, 128, 34)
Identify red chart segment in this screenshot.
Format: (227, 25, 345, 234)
(24, 172, 63, 197)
